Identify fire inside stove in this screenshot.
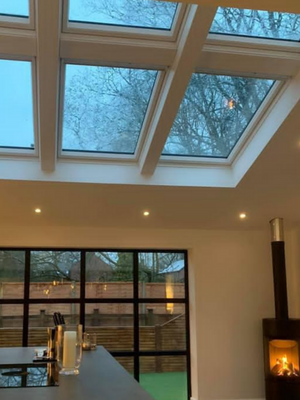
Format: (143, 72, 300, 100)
(269, 340, 300, 378)
(272, 355, 300, 377)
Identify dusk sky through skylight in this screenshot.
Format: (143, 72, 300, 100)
(0, 60, 34, 149)
(0, 0, 29, 17)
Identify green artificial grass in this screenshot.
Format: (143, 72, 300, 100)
(139, 372, 187, 400)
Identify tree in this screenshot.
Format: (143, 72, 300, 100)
(64, 65, 274, 158)
(139, 252, 184, 282)
(80, 0, 176, 29)
(63, 2, 296, 158)
(0, 251, 25, 281)
(63, 66, 157, 153)
(164, 74, 273, 157)
(30, 251, 80, 282)
(211, 8, 300, 41)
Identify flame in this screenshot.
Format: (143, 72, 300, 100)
(272, 355, 300, 377)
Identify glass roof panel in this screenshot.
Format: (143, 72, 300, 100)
(62, 64, 158, 155)
(68, 0, 178, 30)
(163, 74, 275, 158)
(0, 60, 34, 150)
(0, 0, 29, 18)
(210, 8, 300, 41)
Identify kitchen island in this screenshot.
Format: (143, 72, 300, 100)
(0, 347, 154, 400)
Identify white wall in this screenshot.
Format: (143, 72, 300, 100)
(286, 228, 300, 319)
(1, 225, 294, 400)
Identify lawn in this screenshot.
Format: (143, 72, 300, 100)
(140, 372, 187, 400)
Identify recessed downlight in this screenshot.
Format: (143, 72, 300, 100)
(143, 211, 150, 217)
(35, 208, 42, 214)
(239, 212, 247, 220)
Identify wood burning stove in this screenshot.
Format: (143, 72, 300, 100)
(263, 218, 300, 400)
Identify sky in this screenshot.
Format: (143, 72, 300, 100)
(0, 60, 34, 148)
(0, 1, 32, 149)
(0, 0, 29, 16)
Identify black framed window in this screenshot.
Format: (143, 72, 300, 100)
(0, 248, 190, 400)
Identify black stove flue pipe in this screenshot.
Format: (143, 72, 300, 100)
(270, 218, 289, 320)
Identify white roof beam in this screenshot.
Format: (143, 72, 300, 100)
(36, 0, 61, 172)
(60, 34, 176, 68)
(0, 28, 36, 57)
(162, 0, 300, 14)
(0, 159, 234, 188)
(139, 5, 217, 176)
(198, 42, 300, 79)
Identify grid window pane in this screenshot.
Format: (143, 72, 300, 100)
(30, 251, 80, 299)
(0, 305, 23, 347)
(140, 304, 186, 351)
(28, 303, 80, 346)
(211, 8, 300, 41)
(0, 60, 34, 149)
(0, 251, 25, 299)
(62, 64, 158, 154)
(85, 303, 133, 351)
(163, 74, 275, 158)
(86, 252, 133, 299)
(139, 253, 185, 299)
(68, 0, 178, 30)
(140, 356, 188, 400)
(0, 249, 190, 394)
(0, 0, 29, 17)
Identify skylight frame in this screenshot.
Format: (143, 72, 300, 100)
(159, 75, 285, 166)
(0, 0, 35, 30)
(206, 33, 300, 53)
(62, 0, 188, 42)
(58, 59, 166, 161)
(0, 55, 39, 157)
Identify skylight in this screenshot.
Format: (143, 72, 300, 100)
(163, 74, 275, 158)
(0, 60, 34, 150)
(62, 64, 158, 155)
(68, 0, 178, 30)
(0, 0, 29, 18)
(210, 8, 300, 41)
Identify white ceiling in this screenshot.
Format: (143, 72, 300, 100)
(1, 99, 300, 230)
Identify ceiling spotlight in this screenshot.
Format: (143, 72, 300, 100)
(239, 213, 247, 220)
(143, 211, 150, 217)
(35, 208, 42, 214)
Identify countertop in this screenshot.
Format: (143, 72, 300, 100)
(0, 347, 154, 400)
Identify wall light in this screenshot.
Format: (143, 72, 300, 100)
(35, 208, 42, 214)
(143, 211, 150, 217)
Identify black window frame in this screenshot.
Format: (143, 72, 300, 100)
(0, 247, 191, 399)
